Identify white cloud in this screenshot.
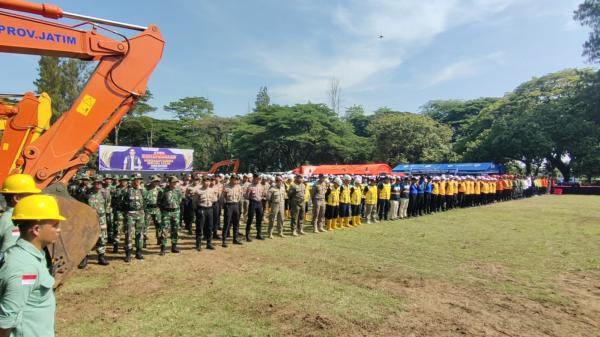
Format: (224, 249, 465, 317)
(424, 51, 506, 87)
(249, 0, 517, 104)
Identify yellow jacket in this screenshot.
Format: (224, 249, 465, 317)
(339, 184, 351, 204)
(378, 183, 391, 200)
(326, 186, 340, 206)
(365, 185, 378, 205)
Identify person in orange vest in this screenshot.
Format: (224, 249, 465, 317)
(457, 177, 466, 208)
(438, 175, 447, 211)
(431, 176, 440, 212)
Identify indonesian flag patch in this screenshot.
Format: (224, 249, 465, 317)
(21, 275, 36, 286)
(11, 228, 19, 237)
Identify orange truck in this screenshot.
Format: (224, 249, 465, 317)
(0, 0, 164, 286)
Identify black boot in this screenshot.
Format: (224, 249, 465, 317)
(171, 244, 180, 253)
(245, 234, 252, 242)
(143, 238, 147, 249)
(233, 239, 243, 245)
(195, 241, 202, 252)
(77, 256, 88, 269)
(135, 249, 144, 260)
(112, 243, 118, 254)
(206, 243, 215, 250)
(98, 254, 110, 266)
(159, 245, 166, 256)
(124, 249, 131, 262)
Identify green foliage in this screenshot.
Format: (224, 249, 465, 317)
(367, 111, 455, 164)
(232, 103, 371, 171)
(130, 89, 157, 116)
(344, 105, 371, 137)
(254, 86, 270, 110)
(33, 57, 91, 119)
(164, 96, 214, 121)
(574, 0, 600, 63)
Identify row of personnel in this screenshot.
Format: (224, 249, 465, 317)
(65, 172, 550, 266)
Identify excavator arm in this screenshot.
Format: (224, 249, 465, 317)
(0, 0, 165, 286)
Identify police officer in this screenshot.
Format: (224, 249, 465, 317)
(158, 176, 183, 255)
(124, 173, 146, 261)
(310, 174, 327, 233)
(145, 175, 163, 247)
(0, 174, 41, 252)
(86, 176, 110, 266)
(244, 174, 265, 241)
(267, 175, 286, 238)
(222, 175, 243, 247)
(193, 176, 214, 250)
(0, 195, 64, 337)
(288, 175, 306, 236)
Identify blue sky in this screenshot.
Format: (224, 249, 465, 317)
(1, 0, 591, 119)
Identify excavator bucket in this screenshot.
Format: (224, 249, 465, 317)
(43, 183, 99, 288)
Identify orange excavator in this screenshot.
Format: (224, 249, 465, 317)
(0, 0, 164, 286)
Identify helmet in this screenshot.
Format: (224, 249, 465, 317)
(1, 174, 42, 194)
(132, 173, 143, 180)
(12, 194, 66, 221)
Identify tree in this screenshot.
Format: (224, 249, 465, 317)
(33, 57, 91, 120)
(164, 96, 214, 121)
(113, 89, 157, 145)
(344, 105, 371, 137)
(327, 78, 342, 116)
(574, 0, 600, 63)
(232, 103, 370, 171)
(367, 111, 455, 164)
(255, 86, 270, 110)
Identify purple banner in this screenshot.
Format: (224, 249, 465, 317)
(98, 145, 193, 172)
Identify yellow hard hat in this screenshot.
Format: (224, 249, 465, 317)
(12, 195, 66, 221)
(1, 174, 42, 194)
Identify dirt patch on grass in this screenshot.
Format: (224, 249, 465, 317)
(364, 273, 600, 337)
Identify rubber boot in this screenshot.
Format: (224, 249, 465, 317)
(98, 254, 110, 266)
(159, 245, 166, 256)
(124, 249, 131, 262)
(343, 217, 349, 228)
(77, 256, 88, 269)
(326, 219, 333, 231)
(135, 249, 144, 260)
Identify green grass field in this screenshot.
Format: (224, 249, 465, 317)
(56, 195, 600, 337)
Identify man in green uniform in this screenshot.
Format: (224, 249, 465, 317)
(102, 174, 115, 245)
(0, 194, 65, 337)
(87, 177, 110, 266)
(112, 175, 129, 253)
(0, 174, 41, 252)
(124, 174, 146, 261)
(158, 176, 183, 255)
(144, 175, 162, 247)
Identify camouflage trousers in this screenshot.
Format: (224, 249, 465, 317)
(113, 211, 125, 245)
(160, 210, 180, 246)
(145, 207, 162, 243)
(125, 210, 145, 251)
(96, 213, 108, 255)
(105, 207, 114, 243)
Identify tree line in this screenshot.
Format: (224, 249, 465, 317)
(29, 1, 600, 181)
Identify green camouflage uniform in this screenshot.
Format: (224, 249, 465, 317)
(102, 180, 115, 243)
(87, 188, 108, 255)
(113, 184, 128, 247)
(159, 186, 183, 246)
(125, 186, 146, 252)
(144, 185, 162, 244)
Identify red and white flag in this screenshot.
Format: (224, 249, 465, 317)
(21, 275, 36, 286)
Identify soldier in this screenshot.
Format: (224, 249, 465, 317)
(0, 174, 42, 252)
(145, 175, 162, 247)
(288, 175, 306, 236)
(192, 176, 215, 250)
(74, 174, 90, 202)
(310, 174, 327, 233)
(67, 175, 80, 197)
(267, 175, 286, 238)
(158, 176, 184, 255)
(112, 175, 129, 253)
(0, 195, 65, 337)
(102, 174, 115, 244)
(124, 173, 146, 261)
(86, 177, 110, 266)
(222, 175, 243, 247)
(244, 174, 265, 241)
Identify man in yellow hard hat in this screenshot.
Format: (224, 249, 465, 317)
(0, 194, 65, 337)
(0, 174, 42, 252)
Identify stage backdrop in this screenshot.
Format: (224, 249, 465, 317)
(98, 145, 193, 172)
